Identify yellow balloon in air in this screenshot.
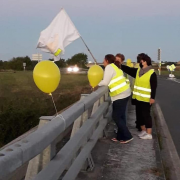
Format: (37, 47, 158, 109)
(129, 62, 134, 67)
(126, 59, 132, 66)
(88, 65, 104, 88)
(33, 60, 61, 93)
(134, 63, 139, 68)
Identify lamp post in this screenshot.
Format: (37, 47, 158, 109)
(158, 48, 161, 75)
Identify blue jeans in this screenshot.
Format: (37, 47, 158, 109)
(112, 97, 132, 141)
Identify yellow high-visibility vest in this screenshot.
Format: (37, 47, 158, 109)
(126, 77, 130, 84)
(108, 64, 129, 97)
(132, 68, 154, 102)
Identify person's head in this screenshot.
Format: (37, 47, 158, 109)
(115, 53, 125, 64)
(103, 54, 115, 67)
(137, 53, 152, 68)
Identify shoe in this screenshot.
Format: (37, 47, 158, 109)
(138, 131, 147, 137)
(111, 138, 118, 142)
(140, 134, 152, 140)
(120, 138, 133, 144)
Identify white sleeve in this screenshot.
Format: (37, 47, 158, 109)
(98, 65, 115, 86)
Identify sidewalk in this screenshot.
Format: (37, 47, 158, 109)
(77, 103, 165, 180)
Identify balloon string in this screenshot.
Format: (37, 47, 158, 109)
(49, 93, 58, 116)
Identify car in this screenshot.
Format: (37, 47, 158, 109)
(67, 65, 80, 73)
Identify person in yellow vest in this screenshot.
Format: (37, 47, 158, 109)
(98, 54, 133, 144)
(121, 53, 157, 139)
(115, 54, 140, 130)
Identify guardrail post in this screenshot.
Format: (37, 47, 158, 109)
(70, 94, 89, 138)
(70, 94, 104, 172)
(25, 117, 54, 180)
(70, 94, 95, 171)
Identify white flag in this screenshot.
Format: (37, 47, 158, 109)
(37, 8, 80, 61)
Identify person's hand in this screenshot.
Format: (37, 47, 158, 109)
(150, 99, 155, 105)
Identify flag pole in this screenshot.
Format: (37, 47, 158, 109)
(80, 36, 97, 64)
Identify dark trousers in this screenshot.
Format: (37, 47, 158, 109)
(135, 100, 152, 128)
(112, 97, 132, 141)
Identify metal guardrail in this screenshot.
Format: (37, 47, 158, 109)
(0, 86, 112, 180)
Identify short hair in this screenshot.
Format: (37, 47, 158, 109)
(105, 54, 115, 64)
(137, 53, 152, 66)
(115, 53, 125, 62)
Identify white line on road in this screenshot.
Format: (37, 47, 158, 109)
(166, 78, 180, 84)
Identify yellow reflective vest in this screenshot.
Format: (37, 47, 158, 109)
(132, 68, 154, 102)
(108, 64, 130, 97)
(126, 75, 130, 84)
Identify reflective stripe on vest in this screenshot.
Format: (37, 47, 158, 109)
(109, 76, 124, 86)
(126, 79, 130, 84)
(134, 85, 151, 92)
(108, 64, 129, 97)
(132, 68, 154, 102)
(110, 82, 127, 92)
(133, 92, 151, 98)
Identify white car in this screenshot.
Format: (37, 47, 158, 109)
(67, 66, 79, 73)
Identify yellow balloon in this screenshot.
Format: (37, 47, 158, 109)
(88, 65, 104, 88)
(126, 59, 131, 66)
(134, 63, 139, 68)
(130, 63, 134, 67)
(33, 60, 61, 93)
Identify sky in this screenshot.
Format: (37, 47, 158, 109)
(0, 0, 180, 63)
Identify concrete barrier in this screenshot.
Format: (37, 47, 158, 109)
(153, 103, 180, 180)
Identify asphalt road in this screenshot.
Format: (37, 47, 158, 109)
(156, 77, 180, 157)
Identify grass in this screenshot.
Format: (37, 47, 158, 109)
(155, 70, 180, 79)
(0, 71, 90, 147)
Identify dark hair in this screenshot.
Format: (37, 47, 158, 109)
(115, 53, 125, 62)
(137, 53, 152, 66)
(105, 54, 115, 64)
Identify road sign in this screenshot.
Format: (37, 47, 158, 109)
(32, 54, 42, 61)
(23, 63, 26, 71)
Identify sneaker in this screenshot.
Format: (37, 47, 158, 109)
(140, 134, 152, 140)
(120, 138, 134, 144)
(138, 131, 147, 137)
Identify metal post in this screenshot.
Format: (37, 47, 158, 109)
(80, 36, 97, 64)
(23, 63, 26, 71)
(158, 48, 161, 75)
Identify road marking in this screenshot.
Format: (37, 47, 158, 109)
(167, 78, 180, 84)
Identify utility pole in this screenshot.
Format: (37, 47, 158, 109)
(158, 48, 161, 75)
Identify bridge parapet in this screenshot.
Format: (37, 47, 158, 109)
(0, 86, 112, 180)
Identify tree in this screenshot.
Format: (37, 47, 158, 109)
(0, 56, 37, 71)
(66, 53, 88, 68)
(49, 58, 67, 68)
(8, 56, 33, 70)
(0, 60, 3, 69)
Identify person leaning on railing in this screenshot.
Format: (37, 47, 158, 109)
(120, 53, 157, 140)
(98, 54, 133, 144)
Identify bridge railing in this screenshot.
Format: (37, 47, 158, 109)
(0, 86, 112, 180)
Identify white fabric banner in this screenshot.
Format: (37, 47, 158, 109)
(37, 8, 80, 61)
